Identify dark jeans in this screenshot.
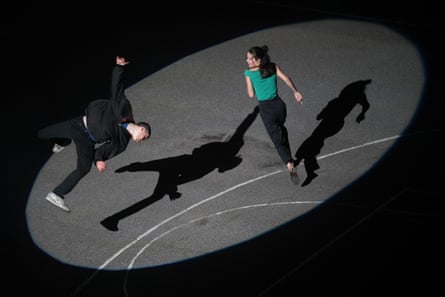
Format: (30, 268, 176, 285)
(258, 96, 292, 165)
(38, 116, 95, 198)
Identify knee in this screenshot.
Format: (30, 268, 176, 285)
(78, 164, 92, 176)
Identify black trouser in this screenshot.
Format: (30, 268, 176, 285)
(38, 116, 95, 198)
(258, 96, 292, 165)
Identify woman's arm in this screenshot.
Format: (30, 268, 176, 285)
(245, 75, 255, 98)
(276, 64, 303, 103)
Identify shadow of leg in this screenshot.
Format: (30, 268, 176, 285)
(100, 217, 119, 231)
(301, 157, 320, 187)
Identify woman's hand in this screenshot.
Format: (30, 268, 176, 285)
(294, 91, 303, 104)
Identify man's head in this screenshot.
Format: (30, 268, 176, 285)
(132, 122, 151, 143)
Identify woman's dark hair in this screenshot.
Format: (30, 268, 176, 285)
(248, 45, 276, 78)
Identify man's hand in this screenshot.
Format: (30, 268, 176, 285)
(116, 56, 129, 66)
(96, 160, 107, 172)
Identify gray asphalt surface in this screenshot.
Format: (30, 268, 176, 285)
(27, 19, 424, 269)
(8, 3, 444, 297)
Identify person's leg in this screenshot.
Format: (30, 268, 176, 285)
(276, 103, 296, 173)
(53, 133, 94, 197)
(38, 119, 74, 148)
(260, 98, 299, 184)
(47, 117, 95, 197)
(260, 98, 293, 165)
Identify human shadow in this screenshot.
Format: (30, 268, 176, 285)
(294, 79, 372, 187)
(100, 106, 259, 231)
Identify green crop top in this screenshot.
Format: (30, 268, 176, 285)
(244, 69, 277, 101)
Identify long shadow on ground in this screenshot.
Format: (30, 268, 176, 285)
(100, 106, 259, 231)
(294, 79, 372, 186)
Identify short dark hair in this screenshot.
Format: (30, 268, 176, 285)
(137, 121, 151, 138)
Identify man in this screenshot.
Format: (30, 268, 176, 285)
(38, 56, 151, 212)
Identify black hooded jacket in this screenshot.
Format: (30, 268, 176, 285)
(85, 65, 134, 162)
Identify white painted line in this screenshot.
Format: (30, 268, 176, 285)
(128, 201, 324, 269)
(70, 135, 401, 296)
(317, 135, 400, 160)
(255, 188, 410, 297)
(122, 201, 323, 296)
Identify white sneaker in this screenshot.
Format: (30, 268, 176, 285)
(52, 144, 65, 153)
(45, 192, 70, 212)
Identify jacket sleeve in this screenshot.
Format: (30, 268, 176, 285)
(110, 65, 126, 103)
(110, 64, 134, 122)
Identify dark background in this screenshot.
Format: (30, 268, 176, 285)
(5, 2, 444, 296)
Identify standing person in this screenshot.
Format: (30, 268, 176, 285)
(38, 56, 151, 212)
(244, 45, 303, 184)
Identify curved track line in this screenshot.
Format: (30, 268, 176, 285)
(70, 135, 400, 296)
(100, 169, 282, 269)
(122, 201, 323, 296)
(105, 136, 402, 270)
(128, 201, 324, 269)
(255, 188, 409, 297)
(317, 135, 399, 160)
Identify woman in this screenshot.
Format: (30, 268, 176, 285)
(244, 45, 303, 184)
